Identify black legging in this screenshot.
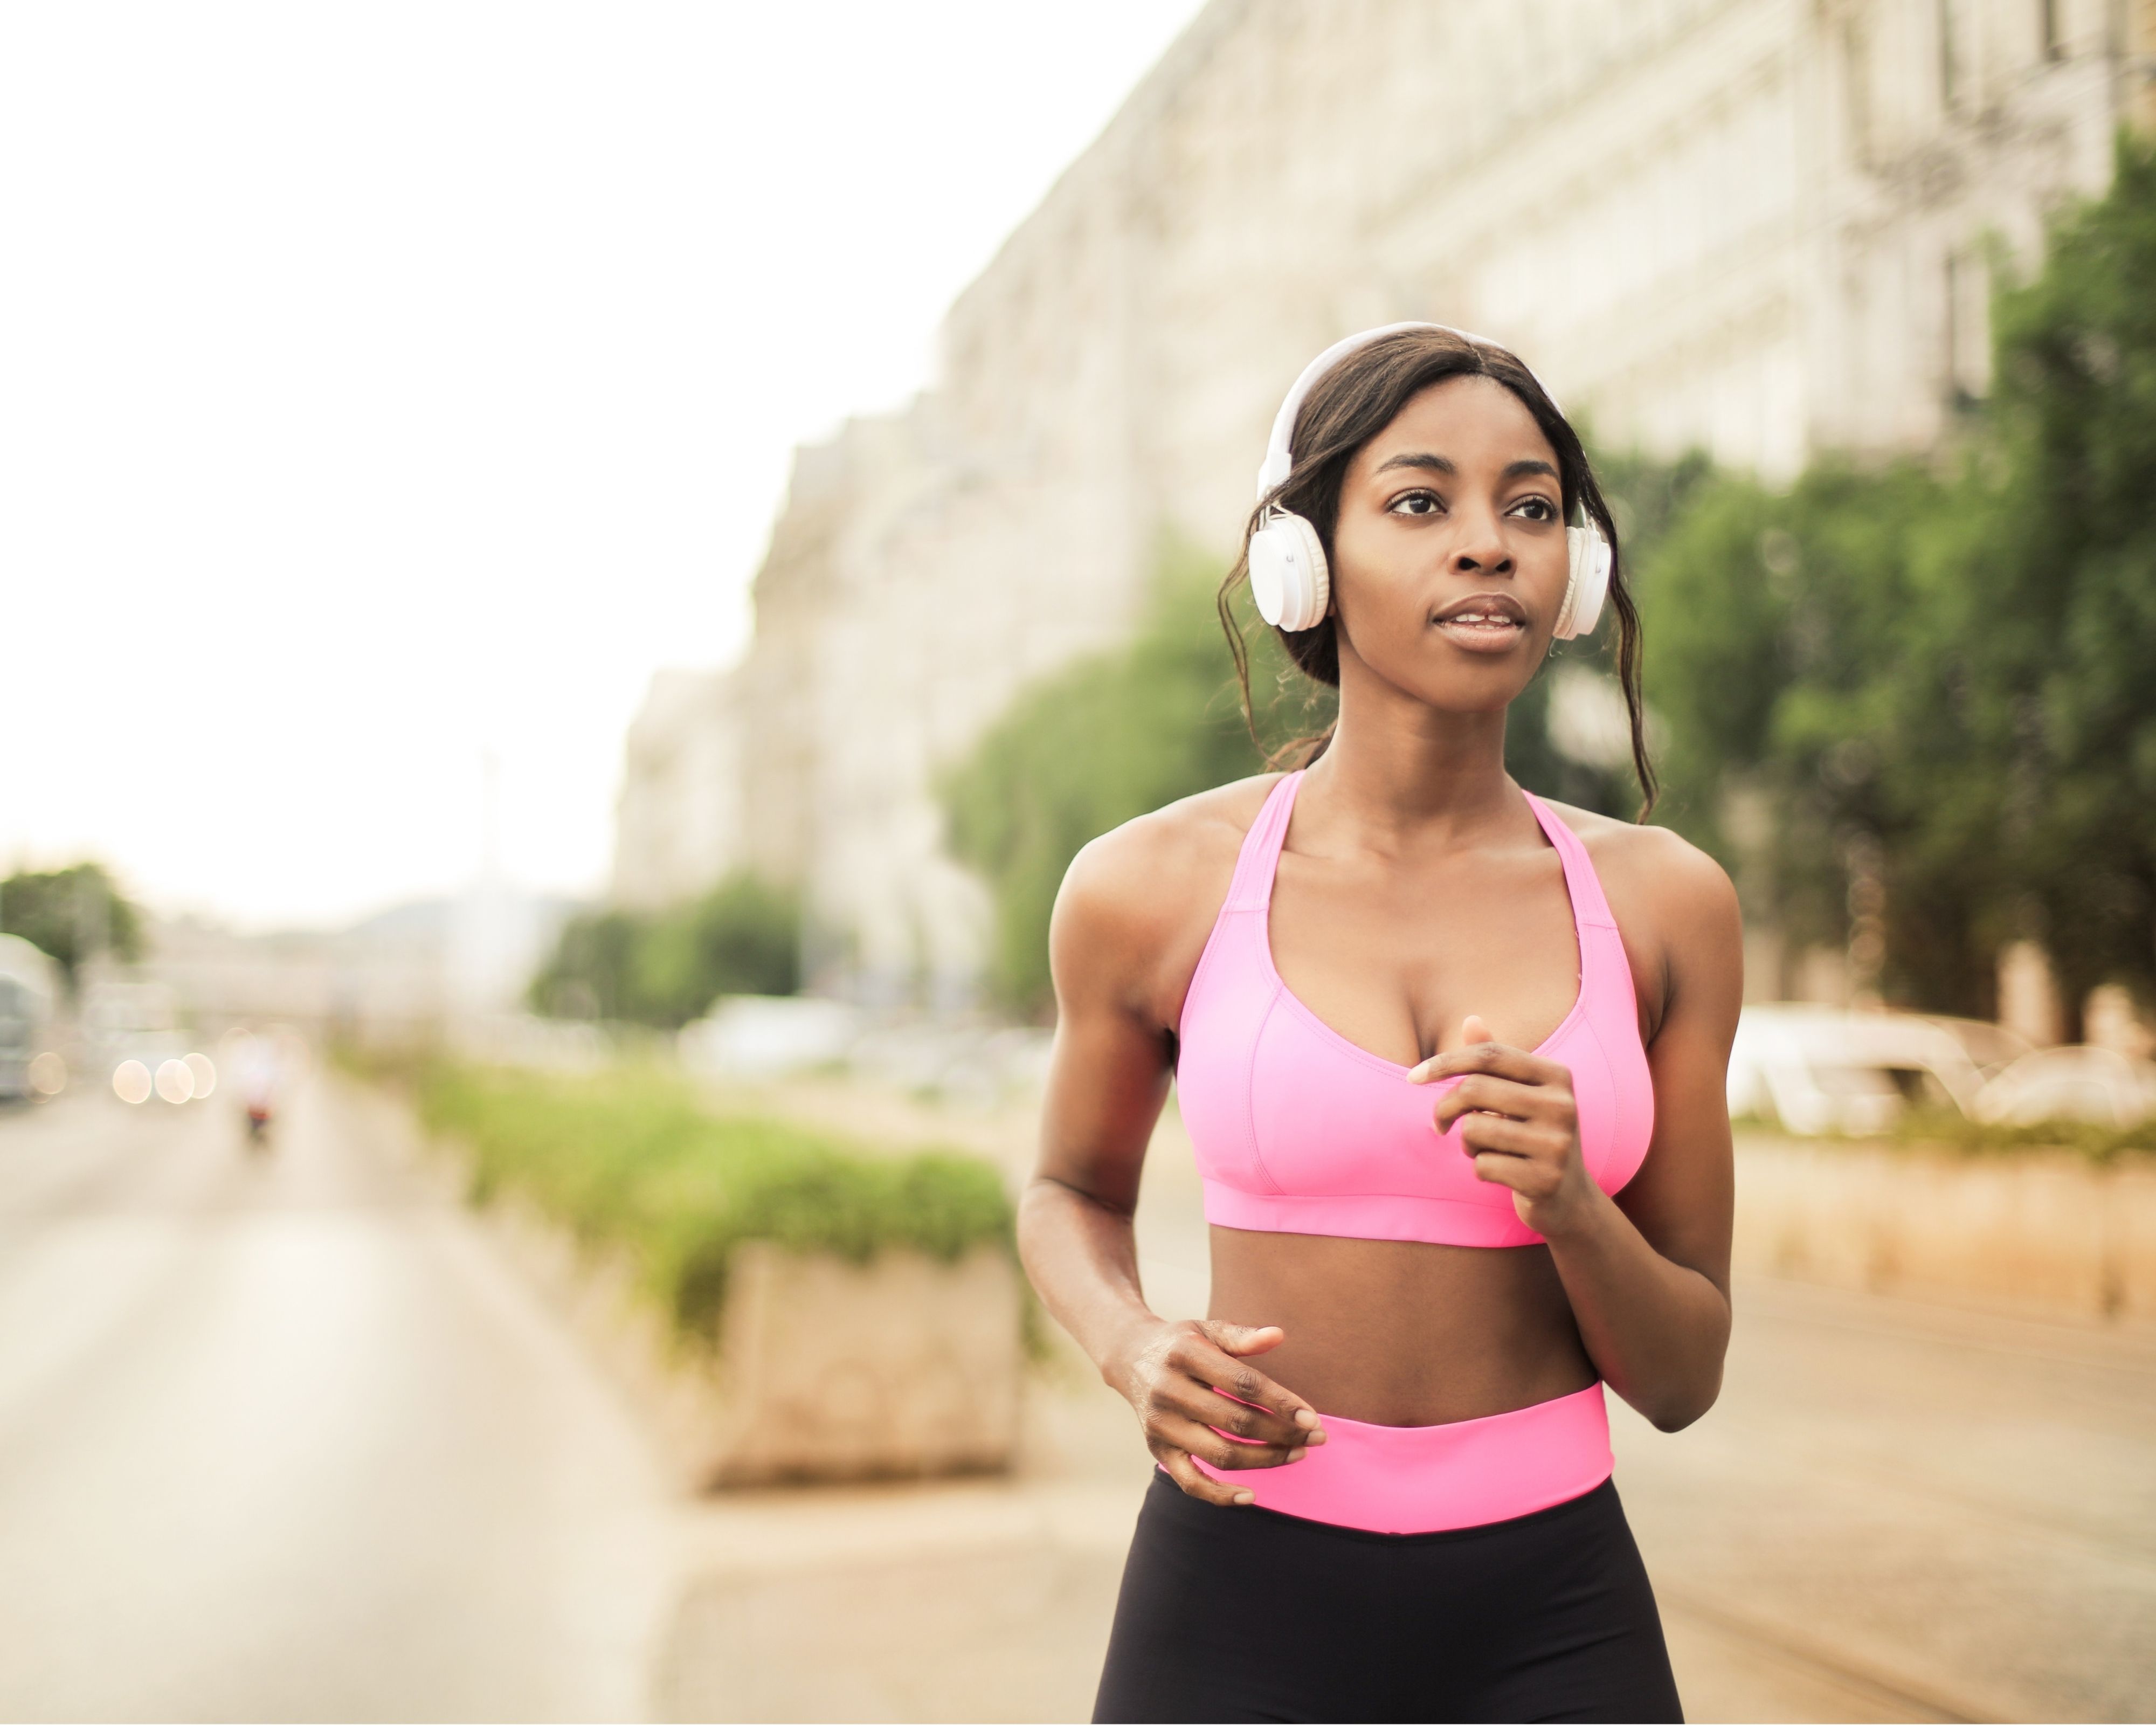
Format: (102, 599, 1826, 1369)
(1094, 1472, 1682, 1723)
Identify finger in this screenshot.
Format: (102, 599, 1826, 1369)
(1152, 1412, 1309, 1472)
(1201, 1321, 1284, 1357)
(1468, 1145, 1573, 1204)
(1187, 1324, 1325, 1436)
(1151, 1441, 1255, 1508)
(1430, 1072, 1547, 1131)
(1470, 1150, 1536, 1191)
(1173, 1383, 1310, 1448)
(1405, 1013, 1504, 1084)
(1410, 1037, 1568, 1088)
(1457, 1111, 1558, 1160)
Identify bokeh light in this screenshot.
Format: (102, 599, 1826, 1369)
(153, 1059, 195, 1104)
(112, 1060, 151, 1104)
(27, 1051, 66, 1096)
(183, 1052, 216, 1098)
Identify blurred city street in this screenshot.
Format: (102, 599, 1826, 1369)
(5, 4, 2154, 1722)
(0, 1074, 673, 1721)
(0, 1072, 2149, 1722)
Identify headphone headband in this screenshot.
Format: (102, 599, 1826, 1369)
(1254, 321, 1559, 499)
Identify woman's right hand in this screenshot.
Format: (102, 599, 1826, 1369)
(1108, 1317, 1325, 1506)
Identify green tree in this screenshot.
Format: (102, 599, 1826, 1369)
(1958, 129, 2156, 1015)
(1628, 131, 2156, 1020)
(529, 872, 802, 1027)
(941, 543, 1319, 1015)
(635, 874, 802, 1022)
(1631, 461, 1977, 1005)
(529, 909, 644, 1022)
(0, 864, 144, 983)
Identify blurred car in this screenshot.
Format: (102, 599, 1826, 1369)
(83, 981, 188, 1101)
(1973, 1045, 2156, 1128)
(0, 935, 59, 1101)
(679, 995, 859, 1079)
(1727, 1004, 1986, 1136)
(1916, 1015, 2034, 1081)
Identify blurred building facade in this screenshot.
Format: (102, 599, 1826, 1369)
(619, 0, 2151, 1003)
(140, 892, 572, 1049)
(612, 668, 743, 913)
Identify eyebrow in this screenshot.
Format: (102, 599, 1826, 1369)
(1371, 452, 1560, 482)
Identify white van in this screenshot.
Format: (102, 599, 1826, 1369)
(1974, 1045, 2156, 1128)
(1726, 1004, 1988, 1136)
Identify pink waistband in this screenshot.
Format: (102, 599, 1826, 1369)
(1191, 1382, 1613, 1534)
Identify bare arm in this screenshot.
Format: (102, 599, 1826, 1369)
(1018, 810, 1327, 1503)
(1411, 833, 1740, 1430)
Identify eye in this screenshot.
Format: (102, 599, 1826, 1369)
(1509, 495, 1559, 523)
(1388, 488, 1445, 517)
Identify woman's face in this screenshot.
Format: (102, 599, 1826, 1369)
(1327, 374, 1569, 713)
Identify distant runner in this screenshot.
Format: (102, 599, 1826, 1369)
(234, 1032, 281, 1146)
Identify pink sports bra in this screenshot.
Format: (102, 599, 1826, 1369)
(1176, 771, 1654, 1248)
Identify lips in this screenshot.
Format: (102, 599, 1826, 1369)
(1431, 592, 1529, 651)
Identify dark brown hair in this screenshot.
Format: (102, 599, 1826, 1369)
(1219, 326, 1657, 816)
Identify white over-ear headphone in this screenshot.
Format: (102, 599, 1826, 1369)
(1246, 322, 1612, 640)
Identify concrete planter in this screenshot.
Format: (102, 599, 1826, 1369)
(1733, 1137, 2156, 1323)
(479, 1192, 1023, 1490)
(709, 1242, 1024, 1484)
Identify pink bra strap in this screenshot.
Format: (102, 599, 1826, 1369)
(1221, 772, 1305, 912)
(1522, 791, 1618, 930)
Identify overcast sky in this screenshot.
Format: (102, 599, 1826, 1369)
(1, 2, 1205, 930)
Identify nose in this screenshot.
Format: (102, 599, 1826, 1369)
(1449, 507, 1514, 577)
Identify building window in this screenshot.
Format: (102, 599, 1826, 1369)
(1843, 16, 1872, 165)
(1938, 0, 1961, 111)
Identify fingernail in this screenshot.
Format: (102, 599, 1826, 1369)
(1306, 1429, 1325, 1444)
(1233, 1490, 1254, 1505)
(1287, 1447, 1307, 1462)
(1294, 1409, 1317, 1428)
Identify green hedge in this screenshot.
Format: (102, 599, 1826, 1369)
(397, 1059, 1015, 1344)
(1883, 1107, 2156, 1165)
(1733, 1106, 2154, 1165)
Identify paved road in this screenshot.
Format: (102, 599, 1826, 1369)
(1613, 1276, 2156, 1722)
(0, 1075, 674, 1721)
(3, 1071, 2150, 1722)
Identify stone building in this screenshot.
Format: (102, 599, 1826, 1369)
(610, 667, 742, 913)
(614, 0, 2152, 1003)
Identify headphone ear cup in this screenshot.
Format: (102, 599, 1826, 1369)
(1556, 524, 1612, 640)
(1248, 511, 1331, 631)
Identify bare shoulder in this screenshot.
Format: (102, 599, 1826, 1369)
(1543, 803, 1737, 926)
(1052, 775, 1282, 1020)
(1538, 801, 1742, 1029)
(1057, 774, 1281, 941)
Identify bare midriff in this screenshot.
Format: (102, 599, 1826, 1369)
(1207, 1227, 1598, 1427)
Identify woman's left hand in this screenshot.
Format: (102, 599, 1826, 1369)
(1407, 1014, 1604, 1238)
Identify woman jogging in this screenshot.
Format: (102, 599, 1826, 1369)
(1020, 323, 1739, 1722)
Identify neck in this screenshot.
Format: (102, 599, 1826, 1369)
(1298, 657, 1519, 846)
